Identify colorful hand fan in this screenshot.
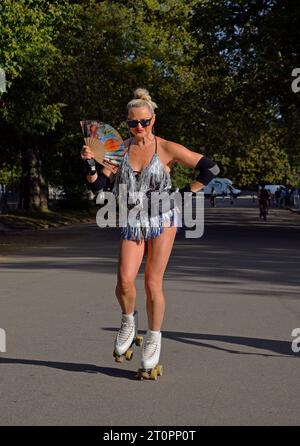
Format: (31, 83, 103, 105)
(80, 120, 125, 170)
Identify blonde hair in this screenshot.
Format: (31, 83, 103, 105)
(127, 88, 158, 115)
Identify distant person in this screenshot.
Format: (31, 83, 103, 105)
(290, 188, 297, 207)
(268, 191, 272, 207)
(258, 185, 270, 218)
(0, 189, 9, 213)
(284, 188, 291, 207)
(210, 187, 216, 207)
(274, 187, 281, 207)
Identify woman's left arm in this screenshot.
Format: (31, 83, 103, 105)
(165, 141, 220, 192)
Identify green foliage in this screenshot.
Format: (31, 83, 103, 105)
(0, 0, 299, 209)
(171, 163, 195, 189)
(189, 0, 300, 186)
(232, 132, 290, 186)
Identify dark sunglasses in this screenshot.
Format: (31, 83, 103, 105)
(127, 117, 153, 128)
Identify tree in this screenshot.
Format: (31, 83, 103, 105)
(189, 0, 300, 186)
(0, 0, 82, 210)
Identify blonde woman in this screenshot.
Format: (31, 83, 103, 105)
(81, 88, 220, 380)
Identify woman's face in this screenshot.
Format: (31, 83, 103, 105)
(127, 106, 155, 140)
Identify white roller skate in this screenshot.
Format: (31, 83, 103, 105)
(136, 331, 163, 380)
(113, 310, 143, 363)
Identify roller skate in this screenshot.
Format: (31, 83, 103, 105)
(136, 331, 163, 380)
(113, 310, 143, 363)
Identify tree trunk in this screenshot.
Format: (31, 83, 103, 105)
(0, 192, 9, 213)
(19, 146, 48, 212)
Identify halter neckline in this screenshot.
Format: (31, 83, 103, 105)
(126, 152, 158, 176)
(127, 136, 158, 174)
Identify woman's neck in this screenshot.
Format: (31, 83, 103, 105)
(132, 134, 155, 149)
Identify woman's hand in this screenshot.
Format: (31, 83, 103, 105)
(81, 145, 119, 177)
(102, 159, 120, 175)
(81, 145, 95, 160)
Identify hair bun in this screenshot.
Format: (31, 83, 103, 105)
(133, 88, 152, 102)
(127, 88, 158, 113)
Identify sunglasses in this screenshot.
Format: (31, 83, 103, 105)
(127, 117, 153, 128)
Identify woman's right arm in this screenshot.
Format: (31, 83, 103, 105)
(81, 145, 118, 194)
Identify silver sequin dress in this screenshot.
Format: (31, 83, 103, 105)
(112, 137, 180, 241)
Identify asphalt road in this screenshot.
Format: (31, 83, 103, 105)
(1, 198, 300, 426)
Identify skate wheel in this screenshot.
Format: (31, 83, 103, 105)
(156, 365, 163, 376)
(125, 349, 133, 361)
(135, 336, 143, 347)
(150, 368, 158, 380)
(136, 369, 144, 380)
(114, 353, 124, 363)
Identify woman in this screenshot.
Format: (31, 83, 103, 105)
(81, 88, 219, 380)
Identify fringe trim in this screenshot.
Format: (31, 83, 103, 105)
(120, 207, 177, 241)
(114, 151, 177, 241)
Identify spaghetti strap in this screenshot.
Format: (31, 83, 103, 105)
(127, 138, 141, 174)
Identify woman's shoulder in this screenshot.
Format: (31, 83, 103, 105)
(156, 136, 177, 168)
(157, 136, 183, 154)
(156, 135, 170, 150)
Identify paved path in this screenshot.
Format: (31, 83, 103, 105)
(1, 199, 300, 425)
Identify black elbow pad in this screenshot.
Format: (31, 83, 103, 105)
(195, 156, 220, 185)
(87, 172, 111, 194)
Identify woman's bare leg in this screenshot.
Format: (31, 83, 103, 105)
(144, 226, 177, 330)
(115, 239, 146, 314)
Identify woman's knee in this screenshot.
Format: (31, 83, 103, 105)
(144, 275, 163, 295)
(116, 274, 136, 294)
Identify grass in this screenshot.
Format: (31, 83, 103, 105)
(0, 208, 97, 231)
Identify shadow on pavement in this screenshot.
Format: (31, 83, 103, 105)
(1, 328, 297, 381)
(102, 328, 298, 358)
(1, 219, 300, 289)
(0, 357, 136, 380)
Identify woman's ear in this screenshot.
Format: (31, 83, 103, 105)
(151, 115, 156, 131)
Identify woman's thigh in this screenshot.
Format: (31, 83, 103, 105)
(145, 226, 177, 279)
(118, 239, 146, 282)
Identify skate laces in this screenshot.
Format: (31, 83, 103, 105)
(116, 320, 134, 345)
(143, 335, 159, 359)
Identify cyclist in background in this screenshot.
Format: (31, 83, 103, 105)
(257, 185, 271, 219)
